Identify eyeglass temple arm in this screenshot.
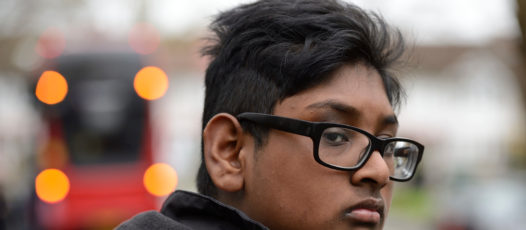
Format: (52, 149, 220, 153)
(237, 113, 313, 137)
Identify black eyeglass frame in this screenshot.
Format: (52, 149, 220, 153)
(236, 112, 424, 182)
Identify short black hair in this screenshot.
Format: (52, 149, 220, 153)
(197, 0, 406, 196)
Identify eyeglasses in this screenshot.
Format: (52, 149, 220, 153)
(237, 112, 424, 182)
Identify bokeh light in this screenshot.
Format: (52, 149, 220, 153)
(35, 70, 68, 105)
(35, 169, 70, 203)
(143, 163, 178, 197)
(133, 66, 169, 100)
(35, 27, 66, 59)
(128, 23, 161, 55)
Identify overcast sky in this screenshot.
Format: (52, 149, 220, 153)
(138, 0, 520, 45)
(2, 0, 519, 45)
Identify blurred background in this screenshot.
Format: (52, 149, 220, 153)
(0, 0, 525, 229)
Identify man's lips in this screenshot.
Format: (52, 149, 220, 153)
(347, 208, 381, 223)
(345, 198, 384, 224)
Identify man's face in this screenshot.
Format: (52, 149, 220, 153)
(240, 64, 398, 230)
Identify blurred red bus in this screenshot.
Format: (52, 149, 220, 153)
(31, 52, 164, 229)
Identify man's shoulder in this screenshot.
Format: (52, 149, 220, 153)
(115, 190, 268, 230)
(115, 210, 192, 230)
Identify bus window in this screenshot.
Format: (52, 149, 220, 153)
(55, 54, 146, 165)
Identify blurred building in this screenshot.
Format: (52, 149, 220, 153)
(388, 38, 526, 230)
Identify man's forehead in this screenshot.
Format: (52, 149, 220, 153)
(278, 65, 392, 107)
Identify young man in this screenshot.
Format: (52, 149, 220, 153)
(117, 0, 424, 229)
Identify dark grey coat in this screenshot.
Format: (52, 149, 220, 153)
(115, 190, 268, 230)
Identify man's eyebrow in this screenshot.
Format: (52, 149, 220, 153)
(307, 99, 399, 126)
(306, 100, 361, 117)
(383, 114, 399, 126)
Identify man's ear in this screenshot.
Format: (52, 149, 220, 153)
(203, 113, 246, 193)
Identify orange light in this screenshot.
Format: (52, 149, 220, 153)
(143, 163, 178, 197)
(35, 27, 66, 59)
(128, 23, 160, 55)
(35, 70, 68, 105)
(35, 169, 70, 203)
(133, 66, 169, 100)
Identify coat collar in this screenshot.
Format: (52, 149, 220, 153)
(161, 190, 268, 230)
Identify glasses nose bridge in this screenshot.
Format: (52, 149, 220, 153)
(368, 136, 387, 157)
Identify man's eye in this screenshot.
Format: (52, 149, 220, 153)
(322, 132, 349, 144)
(394, 147, 411, 157)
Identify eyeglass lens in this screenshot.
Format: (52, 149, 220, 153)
(318, 127, 420, 180)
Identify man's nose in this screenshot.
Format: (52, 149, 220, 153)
(350, 150, 390, 189)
